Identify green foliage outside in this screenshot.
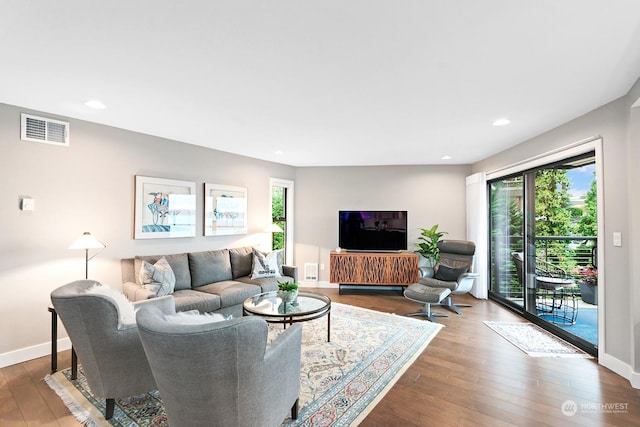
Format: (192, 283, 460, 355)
(577, 177, 597, 236)
(489, 166, 597, 296)
(534, 170, 574, 270)
(272, 187, 285, 250)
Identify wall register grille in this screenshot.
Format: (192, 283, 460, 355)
(304, 263, 319, 281)
(21, 113, 69, 146)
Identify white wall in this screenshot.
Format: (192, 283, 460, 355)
(472, 78, 640, 384)
(294, 165, 471, 283)
(0, 103, 295, 366)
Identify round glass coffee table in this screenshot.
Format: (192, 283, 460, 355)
(243, 291, 331, 341)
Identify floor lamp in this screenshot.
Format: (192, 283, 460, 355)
(69, 232, 106, 279)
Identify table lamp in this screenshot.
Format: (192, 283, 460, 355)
(69, 232, 105, 279)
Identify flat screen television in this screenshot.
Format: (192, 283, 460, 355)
(338, 210, 408, 252)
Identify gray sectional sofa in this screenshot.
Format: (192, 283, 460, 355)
(122, 246, 297, 318)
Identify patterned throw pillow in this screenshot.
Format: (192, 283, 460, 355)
(250, 249, 282, 279)
(139, 256, 176, 297)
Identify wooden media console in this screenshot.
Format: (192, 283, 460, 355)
(329, 251, 418, 293)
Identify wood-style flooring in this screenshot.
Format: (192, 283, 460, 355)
(2, 289, 639, 426)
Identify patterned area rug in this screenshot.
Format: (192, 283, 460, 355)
(45, 303, 443, 426)
(484, 321, 592, 358)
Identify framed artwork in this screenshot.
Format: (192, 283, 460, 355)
(134, 176, 196, 239)
(204, 183, 247, 236)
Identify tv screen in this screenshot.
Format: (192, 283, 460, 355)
(338, 210, 408, 252)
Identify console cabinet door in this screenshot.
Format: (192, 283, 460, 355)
(329, 252, 418, 285)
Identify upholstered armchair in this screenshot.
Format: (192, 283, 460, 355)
(136, 305, 302, 427)
(417, 240, 479, 314)
(50, 280, 174, 419)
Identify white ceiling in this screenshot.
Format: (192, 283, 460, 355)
(2, 1, 640, 166)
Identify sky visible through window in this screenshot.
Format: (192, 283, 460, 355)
(566, 164, 595, 199)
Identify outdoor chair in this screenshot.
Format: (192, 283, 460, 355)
(511, 252, 578, 324)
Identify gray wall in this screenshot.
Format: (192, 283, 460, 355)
(0, 103, 295, 362)
(294, 165, 471, 282)
(473, 79, 640, 376)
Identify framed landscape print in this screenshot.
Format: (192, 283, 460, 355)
(134, 176, 197, 239)
(204, 183, 247, 236)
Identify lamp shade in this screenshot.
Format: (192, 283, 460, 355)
(69, 232, 105, 250)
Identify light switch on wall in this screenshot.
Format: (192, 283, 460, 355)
(613, 232, 622, 247)
(20, 197, 34, 211)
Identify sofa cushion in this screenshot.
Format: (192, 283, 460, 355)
(189, 249, 233, 288)
(139, 257, 176, 297)
(251, 249, 282, 279)
(235, 275, 295, 293)
(171, 289, 222, 313)
(229, 246, 254, 279)
(135, 253, 191, 291)
(195, 281, 261, 307)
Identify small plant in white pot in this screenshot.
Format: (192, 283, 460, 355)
(277, 280, 299, 303)
(415, 224, 447, 267)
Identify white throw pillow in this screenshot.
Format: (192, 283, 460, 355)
(251, 249, 282, 279)
(139, 257, 176, 297)
(164, 310, 230, 325)
(86, 284, 136, 328)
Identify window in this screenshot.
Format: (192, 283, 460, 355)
(270, 178, 294, 265)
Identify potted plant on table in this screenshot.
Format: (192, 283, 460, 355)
(415, 224, 447, 267)
(277, 280, 299, 303)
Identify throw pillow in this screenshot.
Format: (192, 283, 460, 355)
(434, 265, 468, 281)
(139, 257, 176, 297)
(86, 284, 136, 327)
(251, 249, 282, 279)
(164, 310, 230, 325)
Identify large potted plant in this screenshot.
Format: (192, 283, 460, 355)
(577, 265, 598, 305)
(415, 224, 447, 267)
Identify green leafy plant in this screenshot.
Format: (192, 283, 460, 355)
(277, 280, 299, 292)
(415, 224, 447, 266)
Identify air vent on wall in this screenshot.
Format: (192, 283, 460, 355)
(21, 113, 69, 146)
(304, 263, 319, 281)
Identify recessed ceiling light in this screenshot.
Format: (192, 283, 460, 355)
(84, 100, 107, 110)
(493, 118, 511, 126)
(274, 150, 284, 155)
(441, 155, 452, 160)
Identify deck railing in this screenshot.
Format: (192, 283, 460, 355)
(491, 236, 597, 297)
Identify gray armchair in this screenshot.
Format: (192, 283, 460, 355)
(416, 240, 479, 314)
(136, 305, 302, 427)
(50, 280, 174, 419)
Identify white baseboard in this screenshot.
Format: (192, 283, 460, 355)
(0, 338, 71, 368)
(300, 281, 337, 289)
(599, 351, 639, 389)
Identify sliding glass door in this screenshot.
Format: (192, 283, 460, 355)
(488, 153, 598, 355)
(489, 176, 524, 307)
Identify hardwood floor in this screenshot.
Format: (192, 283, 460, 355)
(2, 289, 639, 426)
